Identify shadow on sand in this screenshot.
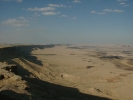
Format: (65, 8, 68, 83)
(0, 77, 111, 100)
(0, 45, 111, 100)
(0, 45, 55, 65)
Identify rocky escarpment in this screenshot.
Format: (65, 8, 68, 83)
(0, 45, 52, 100)
(0, 62, 28, 100)
(0, 45, 111, 100)
(0, 45, 55, 62)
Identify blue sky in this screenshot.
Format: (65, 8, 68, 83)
(0, 0, 133, 44)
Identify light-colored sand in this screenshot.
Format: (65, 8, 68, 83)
(31, 45, 133, 100)
(0, 44, 133, 100)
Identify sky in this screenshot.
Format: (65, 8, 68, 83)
(0, 0, 133, 45)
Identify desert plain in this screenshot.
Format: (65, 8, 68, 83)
(0, 44, 133, 100)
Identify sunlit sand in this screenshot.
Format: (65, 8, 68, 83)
(0, 44, 133, 100)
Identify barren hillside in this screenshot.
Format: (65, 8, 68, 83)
(0, 44, 133, 100)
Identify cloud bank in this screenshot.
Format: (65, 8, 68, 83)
(1, 18, 29, 27)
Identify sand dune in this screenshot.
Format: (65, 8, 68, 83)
(0, 44, 133, 100)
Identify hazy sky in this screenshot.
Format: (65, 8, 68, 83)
(0, 0, 133, 44)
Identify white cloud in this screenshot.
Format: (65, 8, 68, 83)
(1, 18, 29, 27)
(119, 2, 129, 6)
(1, 0, 10, 1)
(113, 9, 124, 13)
(16, 0, 22, 2)
(48, 4, 60, 7)
(34, 12, 40, 16)
(120, 2, 125, 5)
(117, 0, 128, 2)
(104, 9, 113, 12)
(1, 0, 22, 2)
(60, 15, 68, 17)
(124, 4, 129, 6)
(73, 0, 81, 3)
(104, 9, 124, 13)
(42, 12, 60, 15)
(34, 12, 40, 17)
(98, 12, 105, 14)
(27, 7, 55, 12)
(91, 10, 97, 13)
(91, 9, 124, 15)
(48, 4, 66, 7)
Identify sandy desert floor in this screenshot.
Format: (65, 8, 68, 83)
(0, 44, 133, 100)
